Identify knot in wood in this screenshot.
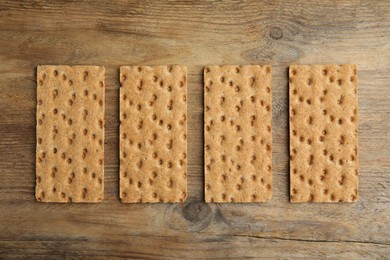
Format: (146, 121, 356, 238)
(181, 201, 211, 224)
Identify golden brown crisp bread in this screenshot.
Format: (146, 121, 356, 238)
(119, 66, 187, 203)
(289, 64, 358, 203)
(36, 65, 105, 203)
(204, 65, 272, 203)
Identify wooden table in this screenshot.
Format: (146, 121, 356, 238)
(0, 1, 389, 258)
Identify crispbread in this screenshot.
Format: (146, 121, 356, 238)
(204, 65, 272, 203)
(36, 65, 105, 203)
(289, 64, 358, 203)
(119, 66, 187, 203)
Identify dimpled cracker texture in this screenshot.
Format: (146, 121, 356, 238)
(204, 65, 272, 203)
(36, 65, 105, 203)
(289, 64, 358, 203)
(119, 66, 187, 203)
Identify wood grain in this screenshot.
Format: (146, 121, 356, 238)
(0, 0, 389, 258)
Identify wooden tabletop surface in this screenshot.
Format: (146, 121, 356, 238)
(0, 0, 389, 258)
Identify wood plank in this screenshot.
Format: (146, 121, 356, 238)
(0, 0, 389, 258)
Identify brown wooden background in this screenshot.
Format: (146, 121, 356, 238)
(0, 0, 389, 258)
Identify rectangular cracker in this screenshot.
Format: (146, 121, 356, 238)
(119, 66, 187, 203)
(36, 65, 105, 203)
(289, 64, 358, 203)
(204, 65, 272, 203)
